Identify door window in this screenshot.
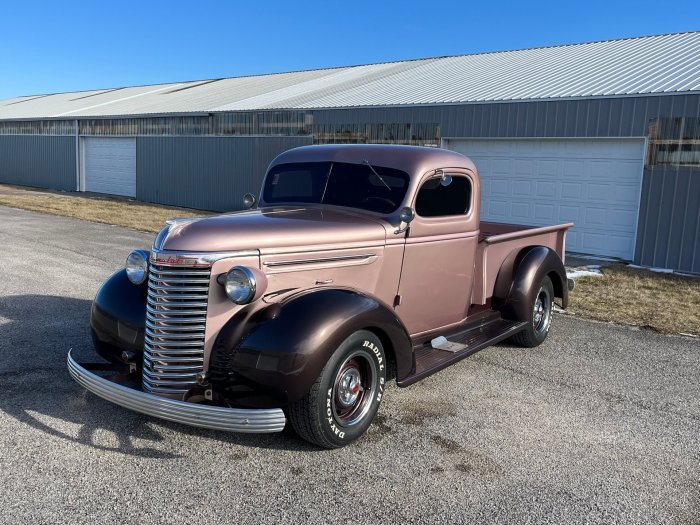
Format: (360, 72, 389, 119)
(415, 175, 471, 217)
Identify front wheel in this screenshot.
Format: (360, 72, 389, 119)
(509, 275, 554, 347)
(289, 330, 387, 448)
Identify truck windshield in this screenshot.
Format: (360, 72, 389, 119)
(262, 162, 410, 214)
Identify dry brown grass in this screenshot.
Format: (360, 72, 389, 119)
(0, 184, 210, 232)
(568, 264, 700, 336)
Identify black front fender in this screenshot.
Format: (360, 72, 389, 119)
(209, 288, 413, 408)
(90, 269, 147, 362)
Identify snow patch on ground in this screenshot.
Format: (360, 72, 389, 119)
(566, 265, 603, 280)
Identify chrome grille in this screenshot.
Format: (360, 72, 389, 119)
(143, 263, 210, 396)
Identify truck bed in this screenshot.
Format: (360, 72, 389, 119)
(472, 221, 574, 305)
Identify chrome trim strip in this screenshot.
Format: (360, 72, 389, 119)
(150, 248, 259, 266)
(145, 331, 204, 341)
(146, 305, 206, 317)
(148, 270, 209, 284)
(68, 351, 286, 433)
(147, 298, 208, 308)
(148, 282, 209, 292)
(263, 252, 376, 268)
(145, 337, 203, 348)
(143, 352, 203, 363)
(145, 320, 205, 332)
(149, 268, 211, 276)
(148, 291, 209, 300)
(143, 347, 204, 356)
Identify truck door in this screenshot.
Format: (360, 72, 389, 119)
(395, 170, 479, 335)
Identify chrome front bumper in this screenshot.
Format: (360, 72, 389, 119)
(67, 350, 286, 433)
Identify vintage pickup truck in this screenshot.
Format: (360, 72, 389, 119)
(68, 144, 573, 448)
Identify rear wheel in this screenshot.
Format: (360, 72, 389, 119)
(509, 275, 554, 347)
(289, 330, 386, 448)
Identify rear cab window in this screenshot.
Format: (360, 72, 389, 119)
(415, 175, 472, 217)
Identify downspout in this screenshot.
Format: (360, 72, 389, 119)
(74, 119, 80, 191)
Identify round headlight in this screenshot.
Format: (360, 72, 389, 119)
(125, 250, 149, 285)
(224, 266, 257, 304)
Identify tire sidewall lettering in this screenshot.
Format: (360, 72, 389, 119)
(362, 340, 384, 371)
(325, 388, 345, 439)
(321, 334, 386, 443)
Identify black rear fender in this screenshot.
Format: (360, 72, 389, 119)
(493, 246, 568, 322)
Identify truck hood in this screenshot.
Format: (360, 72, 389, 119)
(158, 207, 388, 253)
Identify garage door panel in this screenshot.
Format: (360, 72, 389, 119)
(492, 158, 511, 174)
(488, 200, 508, 218)
(536, 160, 559, 177)
(611, 185, 641, 205)
(512, 180, 533, 196)
(535, 181, 556, 198)
(558, 205, 580, 223)
(609, 209, 638, 229)
(444, 138, 644, 259)
(514, 159, 535, 175)
(561, 182, 584, 200)
(534, 203, 555, 220)
(84, 138, 136, 198)
(563, 160, 584, 177)
(583, 207, 609, 226)
(587, 183, 615, 202)
(584, 183, 639, 205)
(491, 179, 510, 196)
(511, 202, 530, 219)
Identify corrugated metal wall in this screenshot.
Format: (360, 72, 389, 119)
(0, 135, 75, 190)
(136, 136, 312, 211)
(636, 168, 700, 273)
(311, 94, 700, 139)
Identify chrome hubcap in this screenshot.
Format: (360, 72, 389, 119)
(332, 351, 378, 427)
(533, 288, 551, 334)
(337, 368, 363, 407)
(534, 299, 545, 325)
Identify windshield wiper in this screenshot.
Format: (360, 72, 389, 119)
(362, 159, 391, 191)
(320, 162, 333, 202)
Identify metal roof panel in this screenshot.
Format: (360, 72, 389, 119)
(1, 31, 698, 119)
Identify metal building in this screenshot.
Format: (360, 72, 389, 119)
(1, 31, 699, 273)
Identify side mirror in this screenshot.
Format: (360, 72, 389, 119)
(395, 206, 415, 234)
(243, 193, 257, 209)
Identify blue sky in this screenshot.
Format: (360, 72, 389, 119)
(0, 0, 697, 99)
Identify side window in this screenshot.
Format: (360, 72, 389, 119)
(415, 175, 471, 217)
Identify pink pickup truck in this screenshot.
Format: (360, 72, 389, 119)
(68, 144, 573, 448)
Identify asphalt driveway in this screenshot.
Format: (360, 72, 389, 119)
(0, 205, 698, 524)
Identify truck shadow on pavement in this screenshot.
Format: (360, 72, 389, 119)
(0, 295, 316, 457)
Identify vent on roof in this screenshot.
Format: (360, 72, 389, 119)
(5, 94, 54, 106)
(160, 79, 223, 95)
(70, 88, 124, 101)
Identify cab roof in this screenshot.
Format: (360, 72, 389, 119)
(268, 144, 477, 178)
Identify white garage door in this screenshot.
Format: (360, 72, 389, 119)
(83, 137, 136, 197)
(443, 138, 645, 260)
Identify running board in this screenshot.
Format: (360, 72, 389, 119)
(397, 317, 527, 387)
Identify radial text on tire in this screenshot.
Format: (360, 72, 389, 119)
(289, 330, 387, 448)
